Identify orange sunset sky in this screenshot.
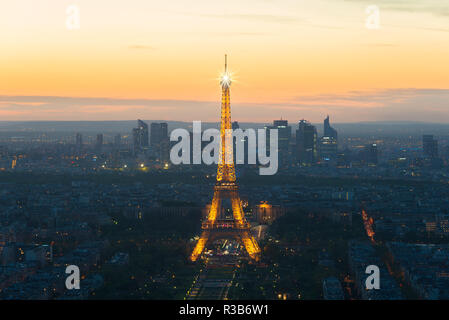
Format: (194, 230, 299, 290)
(1, 0, 448, 122)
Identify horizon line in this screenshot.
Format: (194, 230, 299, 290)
(1, 120, 449, 125)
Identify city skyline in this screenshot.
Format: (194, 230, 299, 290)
(2, 0, 449, 306)
(1, 1, 449, 122)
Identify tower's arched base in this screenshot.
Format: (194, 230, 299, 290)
(190, 229, 260, 262)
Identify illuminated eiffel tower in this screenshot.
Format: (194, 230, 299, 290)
(190, 55, 261, 262)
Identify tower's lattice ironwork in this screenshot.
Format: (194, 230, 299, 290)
(190, 55, 261, 262)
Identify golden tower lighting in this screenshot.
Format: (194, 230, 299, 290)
(190, 55, 261, 262)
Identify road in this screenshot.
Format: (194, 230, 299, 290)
(186, 256, 238, 300)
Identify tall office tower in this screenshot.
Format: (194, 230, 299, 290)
(190, 55, 260, 262)
(132, 128, 139, 153)
(96, 134, 103, 150)
(150, 122, 169, 161)
(366, 143, 378, 165)
(423, 135, 438, 158)
(324, 115, 338, 140)
(266, 120, 292, 168)
(132, 119, 149, 154)
(296, 120, 317, 165)
(114, 134, 121, 147)
(150, 122, 168, 147)
(319, 136, 338, 161)
(319, 116, 338, 161)
(75, 133, 83, 149)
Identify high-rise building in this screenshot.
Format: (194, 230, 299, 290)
(132, 128, 139, 152)
(114, 133, 121, 147)
(132, 119, 149, 154)
(266, 120, 292, 168)
(324, 115, 338, 140)
(150, 122, 169, 161)
(150, 122, 167, 147)
(423, 135, 438, 158)
(366, 143, 378, 165)
(296, 120, 317, 165)
(96, 134, 103, 150)
(75, 133, 83, 148)
(319, 116, 338, 162)
(319, 136, 338, 161)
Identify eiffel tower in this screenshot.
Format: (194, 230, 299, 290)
(190, 55, 261, 262)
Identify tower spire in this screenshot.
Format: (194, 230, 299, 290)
(225, 54, 227, 72)
(220, 54, 231, 88)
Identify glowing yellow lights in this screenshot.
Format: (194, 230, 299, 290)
(219, 54, 233, 88)
(220, 72, 232, 88)
(216, 76, 236, 183)
(190, 55, 260, 263)
(191, 233, 209, 262)
(207, 193, 220, 223)
(259, 201, 271, 209)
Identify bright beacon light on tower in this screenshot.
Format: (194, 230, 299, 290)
(220, 54, 232, 88)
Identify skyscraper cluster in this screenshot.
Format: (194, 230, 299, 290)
(265, 116, 339, 167)
(131, 120, 169, 161)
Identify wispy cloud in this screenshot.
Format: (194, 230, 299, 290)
(0, 88, 448, 123)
